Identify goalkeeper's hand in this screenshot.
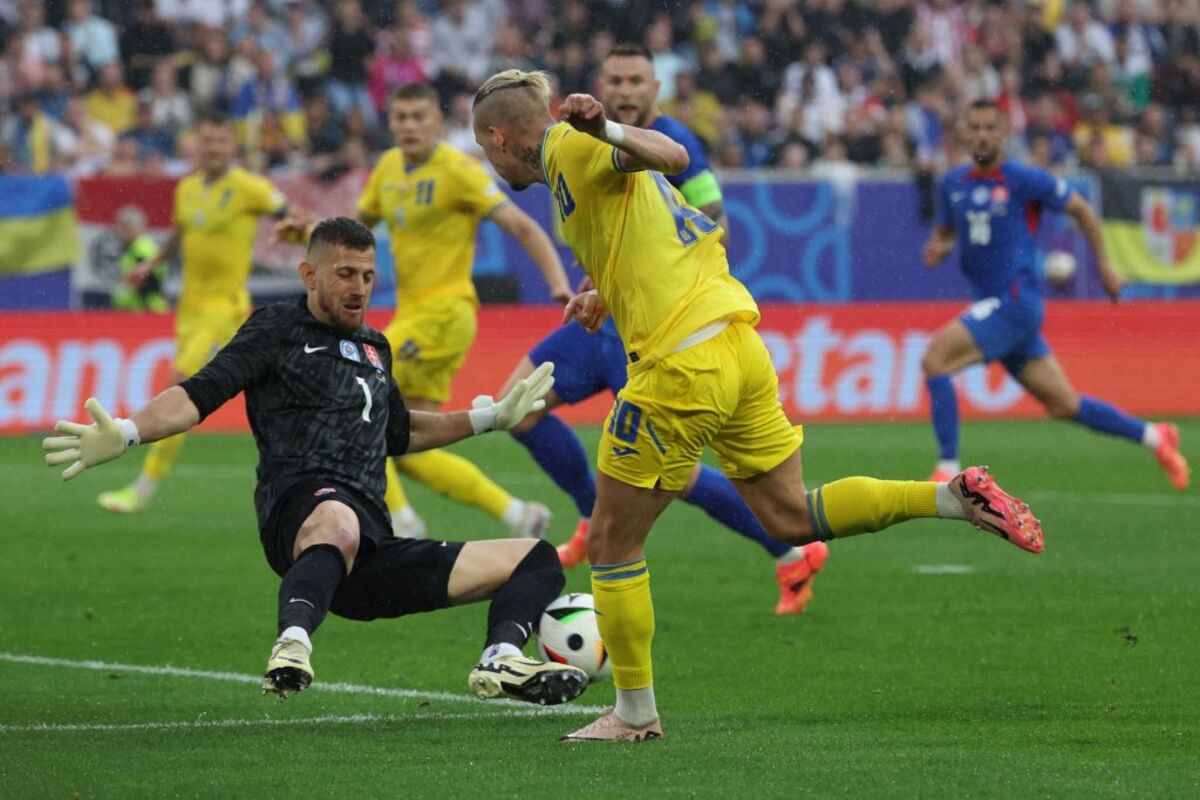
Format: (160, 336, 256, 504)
(43, 398, 140, 480)
(468, 362, 555, 433)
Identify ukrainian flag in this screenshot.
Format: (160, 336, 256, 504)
(0, 175, 81, 275)
(1099, 171, 1200, 285)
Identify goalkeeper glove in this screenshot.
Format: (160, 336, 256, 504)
(469, 362, 555, 433)
(43, 397, 140, 480)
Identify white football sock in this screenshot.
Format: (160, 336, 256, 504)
(935, 483, 967, 519)
(615, 685, 658, 726)
(936, 459, 961, 476)
(133, 475, 158, 501)
(279, 626, 312, 652)
(1141, 423, 1161, 451)
(500, 500, 525, 531)
(480, 642, 522, 664)
(775, 547, 805, 566)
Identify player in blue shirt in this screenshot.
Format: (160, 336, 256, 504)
(497, 44, 829, 616)
(922, 99, 1189, 490)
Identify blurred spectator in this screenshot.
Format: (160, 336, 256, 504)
(5, 92, 54, 172)
(878, 129, 911, 168)
(327, 0, 376, 123)
(86, 63, 138, 134)
(1020, 1, 1057, 78)
(1024, 92, 1073, 166)
(231, 48, 305, 164)
(906, 79, 946, 169)
(734, 37, 779, 106)
(443, 90, 480, 157)
(775, 138, 809, 169)
(735, 97, 776, 168)
(433, 0, 494, 88)
(120, 0, 175, 91)
(661, 71, 723, 151)
(64, 0, 121, 72)
(960, 45, 999, 103)
(1056, 0, 1116, 78)
(55, 95, 115, 174)
(555, 40, 592, 95)
(695, 43, 739, 106)
(369, 26, 426, 114)
(1073, 93, 1133, 166)
(127, 96, 175, 159)
(154, 0, 249, 29)
(697, 0, 756, 63)
(304, 93, 345, 159)
(145, 62, 192, 134)
(916, 0, 967, 72)
(231, 2, 290, 63)
(104, 133, 144, 175)
(1, 33, 48, 99)
(397, 0, 435, 79)
(646, 13, 687, 103)
(16, 1, 60, 67)
(35, 64, 73, 121)
(1159, 0, 1200, 59)
(490, 20, 536, 75)
(185, 26, 247, 114)
(1137, 102, 1173, 165)
(758, 0, 806, 72)
(281, 0, 328, 93)
(996, 62, 1028, 136)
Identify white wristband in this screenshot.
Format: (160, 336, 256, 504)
(603, 119, 625, 146)
(117, 418, 141, 450)
(468, 396, 496, 434)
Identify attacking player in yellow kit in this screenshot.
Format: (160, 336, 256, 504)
(99, 112, 290, 513)
(279, 83, 571, 539)
(472, 70, 1047, 741)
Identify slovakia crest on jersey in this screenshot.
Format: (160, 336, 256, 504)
(362, 343, 384, 372)
(1142, 188, 1198, 266)
(340, 340, 361, 362)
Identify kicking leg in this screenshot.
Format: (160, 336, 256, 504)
(264, 500, 360, 697)
(1017, 356, 1189, 491)
(922, 319, 986, 480)
(98, 368, 189, 513)
(679, 461, 829, 615)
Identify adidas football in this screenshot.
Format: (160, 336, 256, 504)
(1044, 250, 1077, 285)
(536, 593, 611, 680)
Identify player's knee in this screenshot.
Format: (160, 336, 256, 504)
(509, 406, 545, 436)
(1045, 394, 1080, 420)
(921, 348, 948, 377)
(316, 525, 359, 565)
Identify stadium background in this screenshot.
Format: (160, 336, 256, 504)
(2, 0, 1200, 431)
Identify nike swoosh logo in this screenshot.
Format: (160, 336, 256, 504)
(288, 598, 316, 609)
(303, 344, 327, 354)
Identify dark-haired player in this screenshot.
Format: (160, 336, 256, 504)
(98, 112, 291, 515)
(923, 100, 1188, 490)
(44, 217, 588, 706)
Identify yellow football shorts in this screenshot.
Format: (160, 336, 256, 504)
(384, 297, 478, 404)
(174, 304, 246, 376)
(598, 322, 802, 492)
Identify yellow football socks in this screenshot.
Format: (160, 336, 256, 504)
(591, 556, 655, 690)
(383, 459, 409, 513)
(808, 478, 939, 538)
(396, 449, 513, 520)
(142, 433, 186, 481)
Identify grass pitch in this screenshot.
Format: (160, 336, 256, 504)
(2, 421, 1198, 798)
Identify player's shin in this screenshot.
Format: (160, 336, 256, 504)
(397, 449, 514, 520)
(142, 432, 187, 482)
(481, 539, 564, 662)
(926, 375, 960, 473)
(513, 413, 597, 519)
(590, 557, 658, 725)
(276, 543, 346, 642)
(806, 478, 941, 539)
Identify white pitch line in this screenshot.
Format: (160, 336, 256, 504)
(913, 564, 977, 575)
(0, 709, 572, 735)
(0, 653, 605, 714)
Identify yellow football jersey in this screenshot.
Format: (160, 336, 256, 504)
(358, 142, 507, 308)
(540, 123, 758, 371)
(173, 167, 285, 311)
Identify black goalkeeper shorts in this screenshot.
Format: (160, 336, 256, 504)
(262, 479, 464, 621)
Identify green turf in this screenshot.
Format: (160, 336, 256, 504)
(2, 421, 1198, 798)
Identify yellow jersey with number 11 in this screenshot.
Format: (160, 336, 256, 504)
(539, 123, 758, 372)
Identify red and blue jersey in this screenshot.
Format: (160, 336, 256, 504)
(935, 160, 1073, 299)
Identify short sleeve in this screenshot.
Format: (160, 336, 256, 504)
(455, 157, 507, 218)
(357, 157, 386, 220)
(1019, 165, 1073, 212)
(385, 380, 411, 456)
(244, 174, 287, 217)
(556, 129, 625, 187)
(180, 306, 281, 420)
(933, 174, 953, 228)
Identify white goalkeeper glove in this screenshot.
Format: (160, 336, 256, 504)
(43, 397, 140, 480)
(469, 362, 555, 433)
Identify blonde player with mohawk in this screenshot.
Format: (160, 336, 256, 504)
(472, 70, 1048, 742)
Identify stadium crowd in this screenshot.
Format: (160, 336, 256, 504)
(1, 0, 1199, 178)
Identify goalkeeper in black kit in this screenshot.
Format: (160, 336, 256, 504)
(43, 217, 588, 706)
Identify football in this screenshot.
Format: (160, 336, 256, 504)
(536, 593, 611, 681)
(1044, 250, 1078, 285)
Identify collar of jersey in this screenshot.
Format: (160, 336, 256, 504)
(967, 164, 1005, 180)
(540, 122, 564, 185)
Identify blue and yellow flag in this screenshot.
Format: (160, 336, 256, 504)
(0, 175, 81, 275)
(1100, 171, 1200, 285)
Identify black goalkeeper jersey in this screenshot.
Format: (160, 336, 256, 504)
(181, 297, 410, 532)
